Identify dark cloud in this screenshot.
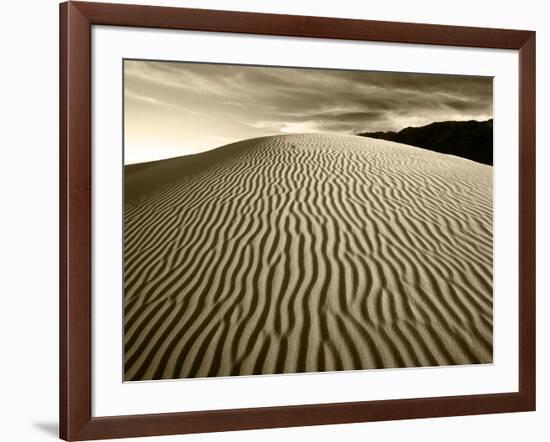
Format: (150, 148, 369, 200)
(124, 60, 493, 162)
(307, 111, 386, 123)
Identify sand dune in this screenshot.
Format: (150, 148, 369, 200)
(124, 133, 493, 381)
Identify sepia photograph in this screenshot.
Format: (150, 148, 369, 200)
(123, 60, 494, 382)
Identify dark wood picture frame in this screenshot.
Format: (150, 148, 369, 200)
(60, 1, 536, 440)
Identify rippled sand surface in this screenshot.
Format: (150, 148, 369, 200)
(124, 133, 493, 381)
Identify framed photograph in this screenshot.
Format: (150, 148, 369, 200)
(60, 1, 536, 440)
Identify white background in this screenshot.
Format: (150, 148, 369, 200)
(0, 0, 547, 441)
(93, 26, 518, 417)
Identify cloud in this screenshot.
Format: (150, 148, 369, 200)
(124, 60, 493, 162)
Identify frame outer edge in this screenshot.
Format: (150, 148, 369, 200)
(62, 2, 94, 440)
(72, 1, 532, 49)
(60, 2, 536, 440)
(518, 32, 536, 410)
(59, 2, 68, 440)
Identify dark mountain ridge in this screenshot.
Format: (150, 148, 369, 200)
(358, 119, 493, 165)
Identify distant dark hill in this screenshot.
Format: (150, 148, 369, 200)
(358, 119, 493, 165)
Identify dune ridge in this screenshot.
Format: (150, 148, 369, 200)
(124, 133, 493, 381)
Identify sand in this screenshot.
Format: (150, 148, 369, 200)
(124, 133, 493, 381)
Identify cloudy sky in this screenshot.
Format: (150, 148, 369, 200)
(124, 60, 492, 164)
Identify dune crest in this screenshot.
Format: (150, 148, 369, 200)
(124, 133, 493, 381)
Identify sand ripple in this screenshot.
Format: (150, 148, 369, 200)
(124, 133, 493, 381)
